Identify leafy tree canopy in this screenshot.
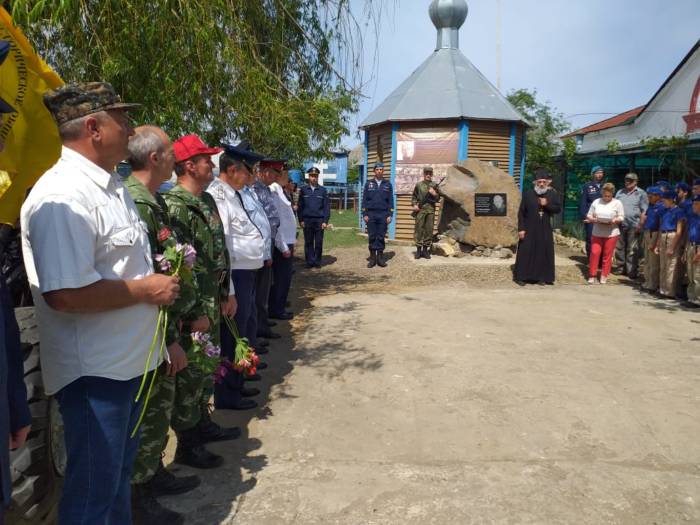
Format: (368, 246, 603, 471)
(507, 88, 571, 175)
(8, 0, 383, 164)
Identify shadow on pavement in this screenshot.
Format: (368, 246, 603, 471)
(162, 254, 384, 523)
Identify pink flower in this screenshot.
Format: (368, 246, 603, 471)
(192, 331, 209, 344)
(183, 244, 197, 268)
(205, 343, 221, 358)
(213, 362, 229, 383)
(155, 254, 172, 272)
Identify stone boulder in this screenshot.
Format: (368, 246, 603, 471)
(432, 241, 457, 257)
(438, 159, 520, 249)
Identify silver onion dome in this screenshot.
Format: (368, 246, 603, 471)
(429, 0, 468, 50)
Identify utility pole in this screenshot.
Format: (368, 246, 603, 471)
(496, 0, 502, 91)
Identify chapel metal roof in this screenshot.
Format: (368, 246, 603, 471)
(360, 0, 527, 129)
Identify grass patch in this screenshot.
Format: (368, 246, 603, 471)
(329, 209, 359, 228)
(324, 227, 366, 250)
(296, 225, 365, 250)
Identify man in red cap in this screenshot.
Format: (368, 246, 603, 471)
(162, 135, 240, 471)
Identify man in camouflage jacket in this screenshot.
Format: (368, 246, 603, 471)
(163, 135, 239, 471)
(125, 127, 207, 524)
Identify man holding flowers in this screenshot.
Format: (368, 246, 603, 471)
(125, 126, 211, 524)
(163, 135, 239, 471)
(20, 83, 180, 524)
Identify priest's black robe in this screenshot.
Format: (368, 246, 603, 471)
(514, 188, 561, 283)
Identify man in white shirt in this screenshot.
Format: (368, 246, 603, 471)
(265, 162, 296, 318)
(207, 146, 266, 410)
(20, 83, 179, 524)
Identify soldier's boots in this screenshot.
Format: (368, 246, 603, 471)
(377, 251, 387, 267)
(414, 246, 422, 259)
(198, 405, 241, 443)
(367, 250, 377, 268)
(132, 482, 185, 525)
(423, 246, 432, 259)
(174, 427, 224, 469)
(150, 460, 201, 497)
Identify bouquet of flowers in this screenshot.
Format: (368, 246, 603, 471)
(190, 331, 222, 375)
(222, 315, 259, 378)
(132, 230, 197, 436)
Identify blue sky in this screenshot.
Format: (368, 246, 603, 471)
(343, 0, 699, 148)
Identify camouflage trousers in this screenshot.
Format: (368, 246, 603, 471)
(132, 370, 175, 484)
(414, 208, 435, 247)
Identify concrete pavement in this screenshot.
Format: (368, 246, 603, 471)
(165, 282, 700, 524)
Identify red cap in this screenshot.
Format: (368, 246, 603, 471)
(173, 134, 222, 163)
(260, 159, 286, 172)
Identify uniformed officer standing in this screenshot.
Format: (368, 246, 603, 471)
(163, 135, 239, 469)
(125, 127, 203, 524)
(298, 167, 330, 268)
(580, 165, 605, 256)
(362, 162, 394, 268)
(411, 166, 440, 259)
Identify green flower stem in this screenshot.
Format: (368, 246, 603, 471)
(131, 310, 168, 438)
(134, 307, 164, 403)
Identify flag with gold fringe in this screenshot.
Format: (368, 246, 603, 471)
(0, 7, 63, 225)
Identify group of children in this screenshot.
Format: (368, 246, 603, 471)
(640, 178, 700, 306)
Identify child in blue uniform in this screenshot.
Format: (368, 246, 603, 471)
(655, 191, 686, 298)
(683, 195, 700, 306)
(641, 186, 665, 292)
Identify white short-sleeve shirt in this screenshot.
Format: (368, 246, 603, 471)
(269, 182, 297, 246)
(20, 146, 160, 395)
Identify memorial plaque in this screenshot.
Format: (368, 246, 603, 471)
(474, 193, 507, 217)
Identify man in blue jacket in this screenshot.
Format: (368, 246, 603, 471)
(298, 167, 330, 268)
(0, 72, 31, 520)
(362, 162, 394, 268)
(579, 165, 605, 256)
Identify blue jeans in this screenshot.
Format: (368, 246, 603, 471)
(56, 375, 142, 525)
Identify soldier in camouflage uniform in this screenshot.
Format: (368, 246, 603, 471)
(411, 166, 440, 259)
(163, 135, 240, 470)
(125, 127, 206, 524)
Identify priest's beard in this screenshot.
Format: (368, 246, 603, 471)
(534, 185, 548, 195)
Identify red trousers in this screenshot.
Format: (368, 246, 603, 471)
(590, 235, 619, 277)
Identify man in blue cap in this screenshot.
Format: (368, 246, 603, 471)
(579, 165, 605, 256)
(0, 40, 32, 525)
(640, 186, 665, 292)
(676, 182, 692, 214)
(298, 166, 330, 268)
(656, 180, 671, 192)
(206, 143, 268, 412)
(362, 162, 394, 268)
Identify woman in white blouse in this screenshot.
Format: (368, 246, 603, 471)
(585, 182, 625, 284)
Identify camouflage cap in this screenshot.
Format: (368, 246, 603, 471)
(43, 82, 140, 126)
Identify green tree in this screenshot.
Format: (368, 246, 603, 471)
(8, 0, 384, 164)
(506, 88, 571, 175)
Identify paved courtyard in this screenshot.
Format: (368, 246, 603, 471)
(164, 262, 700, 524)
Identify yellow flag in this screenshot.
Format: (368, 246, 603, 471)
(0, 7, 63, 225)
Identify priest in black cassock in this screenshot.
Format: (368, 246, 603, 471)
(514, 168, 562, 285)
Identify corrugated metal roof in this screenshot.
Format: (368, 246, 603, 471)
(561, 106, 646, 138)
(360, 48, 528, 128)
